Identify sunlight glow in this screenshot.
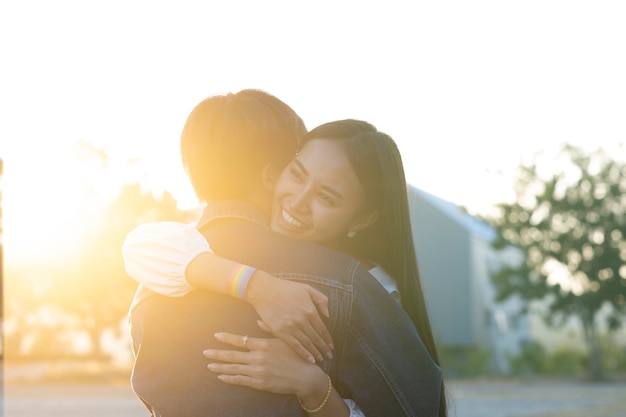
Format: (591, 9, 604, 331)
(1, 0, 625, 267)
(4, 151, 87, 264)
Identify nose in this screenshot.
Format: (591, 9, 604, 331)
(289, 184, 313, 214)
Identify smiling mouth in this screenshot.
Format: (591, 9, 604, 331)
(281, 209, 310, 230)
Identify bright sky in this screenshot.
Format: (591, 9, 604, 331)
(1, 0, 625, 264)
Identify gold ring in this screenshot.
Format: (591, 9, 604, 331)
(242, 335, 249, 348)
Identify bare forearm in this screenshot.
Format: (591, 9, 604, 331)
(185, 252, 246, 294)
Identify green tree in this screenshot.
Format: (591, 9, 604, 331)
(489, 144, 626, 380)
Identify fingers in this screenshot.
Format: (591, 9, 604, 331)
(258, 321, 323, 364)
(274, 287, 333, 362)
(215, 373, 256, 387)
(213, 332, 252, 350)
(205, 333, 258, 364)
(214, 373, 288, 396)
(303, 312, 334, 359)
(207, 362, 248, 374)
(203, 347, 249, 364)
(281, 332, 319, 364)
(291, 328, 328, 363)
(256, 320, 272, 333)
(215, 284, 335, 364)
(305, 288, 334, 353)
(209, 367, 262, 390)
(308, 287, 330, 318)
(292, 292, 333, 360)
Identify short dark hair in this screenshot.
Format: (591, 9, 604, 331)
(180, 89, 306, 202)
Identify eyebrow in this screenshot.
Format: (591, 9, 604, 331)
(293, 159, 345, 201)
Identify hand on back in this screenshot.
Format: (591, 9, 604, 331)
(245, 271, 334, 363)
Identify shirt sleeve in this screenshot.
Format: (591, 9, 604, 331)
(367, 265, 401, 304)
(122, 221, 212, 297)
(344, 399, 366, 417)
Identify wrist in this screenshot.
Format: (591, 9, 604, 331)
(226, 265, 256, 299)
(244, 270, 271, 303)
(297, 371, 332, 412)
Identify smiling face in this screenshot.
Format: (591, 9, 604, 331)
(270, 138, 377, 245)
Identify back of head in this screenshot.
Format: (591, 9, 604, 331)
(181, 89, 306, 203)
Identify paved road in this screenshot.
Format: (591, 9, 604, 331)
(3, 384, 150, 417)
(3, 379, 626, 416)
(447, 379, 626, 417)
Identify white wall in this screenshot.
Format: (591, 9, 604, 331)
(471, 237, 529, 372)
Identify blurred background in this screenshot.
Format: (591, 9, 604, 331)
(1, 1, 626, 416)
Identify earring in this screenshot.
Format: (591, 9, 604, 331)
(347, 230, 357, 238)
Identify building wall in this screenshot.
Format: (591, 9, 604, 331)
(408, 187, 531, 369)
(408, 189, 473, 347)
(470, 237, 528, 372)
(407, 186, 626, 374)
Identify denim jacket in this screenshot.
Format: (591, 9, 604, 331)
(129, 201, 442, 417)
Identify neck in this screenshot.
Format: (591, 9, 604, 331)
(201, 188, 272, 218)
(197, 200, 269, 231)
(246, 185, 272, 218)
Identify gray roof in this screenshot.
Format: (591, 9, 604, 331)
(408, 185, 497, 241)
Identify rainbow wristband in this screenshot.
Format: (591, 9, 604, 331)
(228, 265, 257, 299)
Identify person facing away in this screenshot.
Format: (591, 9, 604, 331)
(127, 89, 445, 417)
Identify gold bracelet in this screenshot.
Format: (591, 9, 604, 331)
(297, 374, 332, 414)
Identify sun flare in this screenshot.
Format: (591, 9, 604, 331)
(3, 144, 114, 266)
